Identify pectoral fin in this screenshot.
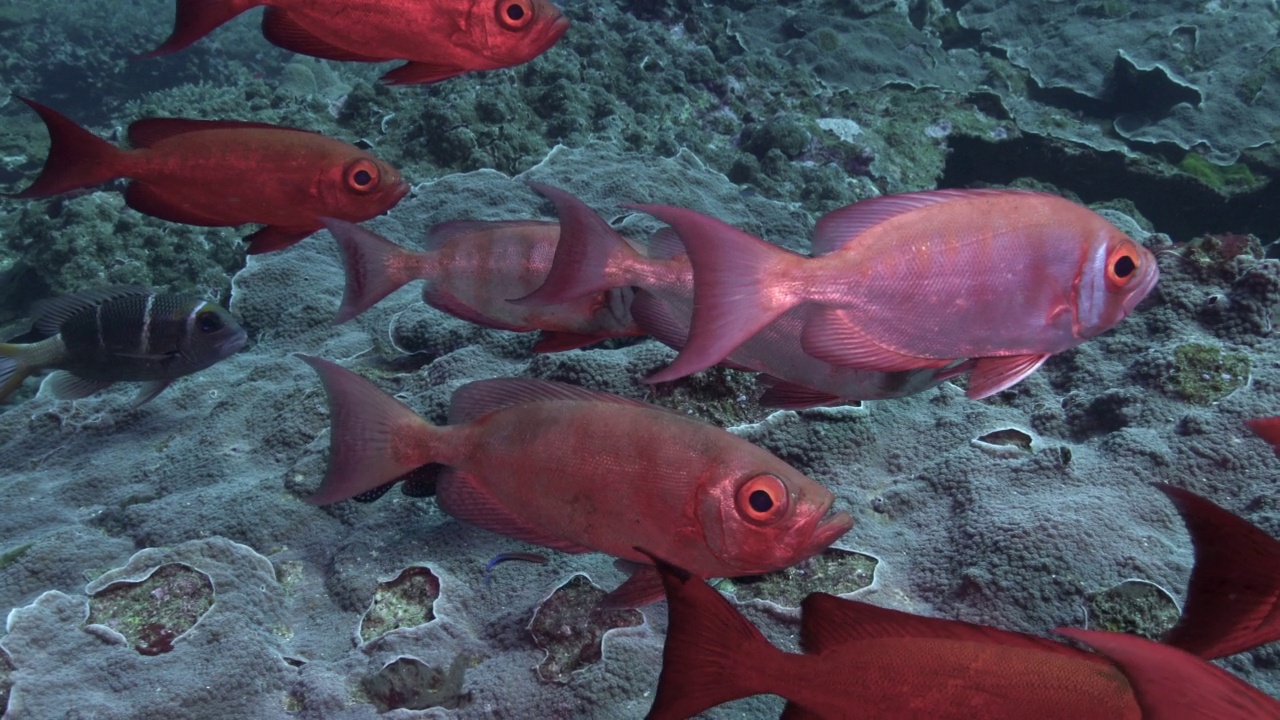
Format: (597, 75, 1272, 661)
(966, 354, 1049, 399)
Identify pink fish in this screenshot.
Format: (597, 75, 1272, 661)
(630, 189, 1159, 398)
(322, 218, 642, 352)
(645, 553, 1280, 719)
(517, 183, 971, 407)
(299, 355, 853, 607)
(1156, 483, 1280, 660)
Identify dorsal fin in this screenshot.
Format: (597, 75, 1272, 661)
(422, 219, 556, 250)
(128, 118, 306, 148)
(810, 188, 1040, 256)
(800, 593, 1099, 661)
(447, 377, 649, 424)
(31, 286, 152, 335)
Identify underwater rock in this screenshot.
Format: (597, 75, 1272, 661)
(1087, 579, 1180, 641)
(359, 566, 441, 644)
(971, 427, 1038, 458)
(720, 547, 877, 608)
(86, 563, 214, 656)
(360, 655, 471, 713)
(527, 575, 644, 683)
(1168, 343, 1250, 406)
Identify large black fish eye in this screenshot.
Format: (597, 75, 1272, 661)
(196, 311, 223, 333)
(748, 489, 774, 513)
(1113, 254, 1136, 278)
(352, 169, 373, 187)
(506, 3, 525, 20)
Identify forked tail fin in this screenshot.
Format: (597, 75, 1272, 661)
(296, 354, 441, 504)
(322, 218, 424, 324)
(138, 0, 260, 58)
(10, 97, 126, 199)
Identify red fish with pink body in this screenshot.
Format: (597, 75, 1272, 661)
(322, 218, 643, 352)
(645, 543, 1280, 719)
(298, 355, 853, 607)
(516, 183, 971, 406)
(635, 189, 1160, 398)
(11, 98, 408, 254)
(144, 0, 570, 85)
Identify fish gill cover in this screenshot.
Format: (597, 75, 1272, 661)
(0, 0, 1275, 718)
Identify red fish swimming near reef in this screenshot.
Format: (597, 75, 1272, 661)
(632, 189, 1159, 398)
(645, 554, 1280, 719)
(1156, 483, 1280, 660)
(11, 98, 408, 254)
(323, 217, 643, 352)
(143, 0, 570, 85)
(1245, 416, 1280, 456)
(515, 182, 972, 407)
(299, 355, 853, 607)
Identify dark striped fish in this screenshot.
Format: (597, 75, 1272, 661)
(0, 286, 246, 405)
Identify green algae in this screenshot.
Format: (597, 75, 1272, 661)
(1087, 579, 1180, 641)
(528, 574, 643, 683)
(1178, 153, 1266, 194)
(86, 563, 214, 655)
(0, 543, 32, 571)
(1170, 343, 1250, 405)
(359, 566, 440, 644)
(720, 547, 877, 608)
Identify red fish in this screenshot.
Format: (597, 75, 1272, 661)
(1155, 483, 1280, 660)
(299, 355, 853, 607)
(645, 554, 1280, 719)
(12, 98, 408, 254)
(1245, 416, 1280, 456)
(517, 183, 971, 406)
(632, 189, 1159, 398)
(143, 0, 570, 85)
(322, 217, 643, 352)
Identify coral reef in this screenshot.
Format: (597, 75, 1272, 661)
(528, 575, 644, 683)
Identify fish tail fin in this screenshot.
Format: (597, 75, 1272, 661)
(511, 182, 643, 305)
(296, 354, 442, 505)
(1154, 483, 1280, 660)
(0, 344, 34, 403)
(644, 553, 789, 720)
(138, 0, 260, 58)
(627, 204, 798, 383)
(322, 218, 423, 324)
(10, 98, 125, 199)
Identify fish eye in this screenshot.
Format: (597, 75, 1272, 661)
(345, 160, 380, 193)
(1106, 241, 1141, 289)
(736, 475, 790, 524)
(497, 0, 535, 30)
(196, 310, 223, 333)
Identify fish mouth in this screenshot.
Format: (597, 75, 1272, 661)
(1121, 262, 1161, 315)
(809, 506, 855, 549)
(219, 331, 249, 357)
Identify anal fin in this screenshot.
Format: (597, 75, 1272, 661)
(598, 562, 666, 609)
(45, 371, 112, 400)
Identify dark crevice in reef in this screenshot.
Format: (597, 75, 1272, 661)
(940, 133, 1280, 246)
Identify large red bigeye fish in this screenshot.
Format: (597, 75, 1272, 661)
(321, 217, 643, 353)
(515, 182, 971, 407)
(633, 189, 1160, 399)
(142, 0, 570, 85)
(298, 355, 853, 608)
(644, 553, 1280, 720)
(11, 98, 408, 255)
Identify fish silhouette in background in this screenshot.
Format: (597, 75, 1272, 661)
(631, 189, 1159, 398)
(298, 354, 853, 608)
(142, 0, 570, 85)
(11, 97, 408, 254)
(515, 182, 972, 407)
(323, 217, 642, 352)
(1156, 482, 1280, 660)
(0, 286, 246, 405)
(642, 552, 1280, 720)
